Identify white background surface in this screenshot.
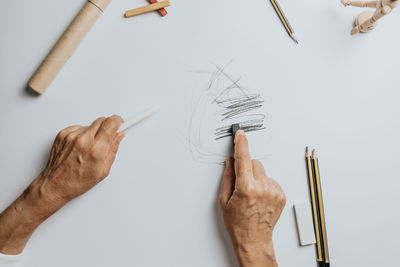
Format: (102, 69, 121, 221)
(1, 0, 400, 266)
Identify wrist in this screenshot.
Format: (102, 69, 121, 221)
(235, 239, 277, 267)
(0, 176, 66, 254)
(33, 174, 69, 213)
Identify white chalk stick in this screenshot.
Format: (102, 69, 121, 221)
(294, 202, 316, 246)
(119, 106, 159, 132)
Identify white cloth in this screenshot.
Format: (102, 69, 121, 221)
(0, 253, 21, 266)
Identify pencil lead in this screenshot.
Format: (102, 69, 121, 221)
(290, 34, 298, 44)
(312, 149, 316, 159)
(305, 146, 309, 157)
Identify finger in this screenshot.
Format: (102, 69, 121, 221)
(63, 125, 81, 133)
(57, 126, 88, 152)
(104, 132, 125, 171)
(86, 117, 106, 137)
(49, 125, 81, 167)
(268, 178, 285, 198)
(45, 143, 58, 169)
(55, 125, 81, 143)
(56, 125, 85, 152)
(234, 130, 253, 187)
(65, 126, 88, 144)
(95, 115, 124, 144)
(219, 157, 235, 207)
(252, 160, 266, 180)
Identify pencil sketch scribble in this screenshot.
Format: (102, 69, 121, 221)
(208, 65, 266, 140)
(187, 62, 268, 164)
(214, 94, 266, 140)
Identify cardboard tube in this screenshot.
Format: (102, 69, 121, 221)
(28, 0, 111, 94)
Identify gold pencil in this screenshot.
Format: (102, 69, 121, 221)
(268, 0, 298, 44)
(305, 147, 324, 266)
(312, 149, 330, 267)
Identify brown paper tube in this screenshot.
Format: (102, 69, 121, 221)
(28, 0, 111, 94)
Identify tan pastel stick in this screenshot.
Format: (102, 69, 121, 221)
(28, 0, 112, 94)
(342, 0, 378, 7)
(125, 0, 170, 18)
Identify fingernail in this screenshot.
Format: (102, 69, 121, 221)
(236, 130, 245, 136)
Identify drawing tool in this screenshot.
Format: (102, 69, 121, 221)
(119, 106, 159, 132)
(28, 0, 112, 94)
(312, 149, 330, 267)
(232, 123, 241, 138)
(268, 0, 298, 44)
(147, 0, 168, 16)
(305, 147, 324, 267)
(232, 124, 241, 149)
(124, 1, 170, 18)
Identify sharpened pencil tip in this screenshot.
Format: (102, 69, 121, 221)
(290, 34, 298, 44)
(305, 146, 309, 157)
(312, 149, 316, 159)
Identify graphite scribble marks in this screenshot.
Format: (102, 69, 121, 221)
(208, 65, 266, 140)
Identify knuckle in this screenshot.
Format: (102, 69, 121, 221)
(272, 181, 286, 203)
(56, 130, 67, 140)
(102, 118, 113, 130)
(261, 183, 269, 194)
(280, 192, 287, 205)
(235, 153, 250, 161)
(237, 167, 252, 177)
(65, 133, 75, 143)
(101, 116, 121, 133)
(91, 117, 105, 127)
(266, 188, 286, 205)
(257, 185, 270, 200)
(239, 182, 256, 197)
(75, 136, 87, 148)
(270, 191, 280, 201)
(89, 143, 106, 158)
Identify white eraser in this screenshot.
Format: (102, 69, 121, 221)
(294, 202, 316, 246)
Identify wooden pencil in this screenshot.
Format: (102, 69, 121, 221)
(305, 147, 324, 267)
(312, 149, 330, 267)
(268, 0, 298, 43)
